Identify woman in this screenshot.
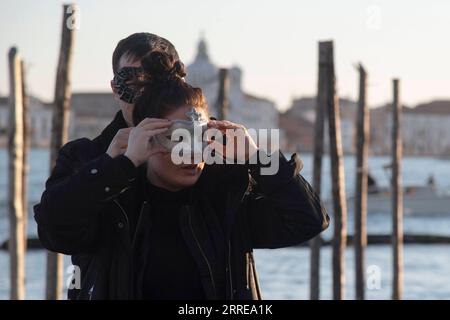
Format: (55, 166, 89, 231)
(34, 51, 329, 300)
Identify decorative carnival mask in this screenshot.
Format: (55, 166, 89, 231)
(153, 107, 209, 156)
(112, 66, 146, 104)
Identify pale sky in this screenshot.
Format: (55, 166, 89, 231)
(0, 0, 449, 111)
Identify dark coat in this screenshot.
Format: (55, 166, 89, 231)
(34, 111, 330, 300)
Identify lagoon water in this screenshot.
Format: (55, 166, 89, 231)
(0, 149, 449, 299)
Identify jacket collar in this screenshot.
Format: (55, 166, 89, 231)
(93, 110, 128, 153)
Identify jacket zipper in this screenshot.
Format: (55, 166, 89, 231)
(245, 252, 250, 291)
(131, 201, 147, 248)
(187, 206, 217, 298)
(113, 200, 132, 298)
(103, 186, 131, 203)
(113, 199, 129, 227)
(88, 284, 95, 300)
(227, 183, 249, 299)
(228, 240, 234, 299)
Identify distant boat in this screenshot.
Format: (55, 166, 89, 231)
(325, 167, 450, 215)
(341, 185, 450, 215)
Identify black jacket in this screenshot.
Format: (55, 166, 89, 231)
(34, 111, 330, 300)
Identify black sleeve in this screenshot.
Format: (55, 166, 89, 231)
(245, 151, 330, 249)
(33, 139, 138, 255)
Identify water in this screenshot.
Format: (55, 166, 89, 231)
(0, 149, 449, 299)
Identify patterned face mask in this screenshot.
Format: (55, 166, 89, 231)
(112, 67, 146, 104)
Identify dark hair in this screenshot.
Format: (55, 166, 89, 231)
(132, 51, 208, 125)
(112, 33, 179, 73)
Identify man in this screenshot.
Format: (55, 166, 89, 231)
(107, 33, 181, 157)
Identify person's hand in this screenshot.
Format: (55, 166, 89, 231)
(106, 127, 132, 158)
(207, 120, 258, 163)
(124, 118, 172, 167)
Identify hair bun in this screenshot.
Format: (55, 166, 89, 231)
(141, 51, 186, 84)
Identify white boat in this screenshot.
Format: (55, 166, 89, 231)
(337, 185, 450, 216)
(325, 167, 450, 215)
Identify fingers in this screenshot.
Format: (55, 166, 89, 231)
(116, 132, 130, 139)
(208, 120, 244, 130)
(117, 127, 133, 133)
(207, 121, 248, 146)
(146, 127, 170, 137)
(129, 120, 171, 140)
(114, 127, 132, 139)
(134, 119, 172, 136)
(206, 123, 256, 162)
(137, 117, 171, 127)
(141, 121, 172, 131)
(207, 121, 245, 144)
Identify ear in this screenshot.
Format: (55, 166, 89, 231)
(110, 80, 117, 94)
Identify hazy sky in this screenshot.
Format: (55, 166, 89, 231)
(0, 0, 449, 111)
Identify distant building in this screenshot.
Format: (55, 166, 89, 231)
(368, 101, 450, 156)
(0, 93, 119, 147)
(0, 97, 8, 138)
(279, 111, 315, 153)
(280, 96, 450, 157)
(0, 95, 53, 147)
(403, 101, 450, 156)
(369, 104, 392, 155)
(186, 37, 279, 149)
(280, 96, 357, 154)
(69, 92, 119, 140)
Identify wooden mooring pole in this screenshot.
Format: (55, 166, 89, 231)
(323, 41, 348, 300)
(21, 59, 30, 252)
(391, 78, 403, 300)
(46, 4, 77, 300)
(216, 68, 230, 120)
(8, 47, 25, 300)
(309, 42, 327, 300)
(354, 63, 369, 300)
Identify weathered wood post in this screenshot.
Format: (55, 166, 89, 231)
(354, 63, 369, 300)
(391, 78, 403, 300)
(324, 41, 347, 300)
(216, 68, 230, 120)
(46, 3, 77, 300)
(309, 42, 327, 300)
(21, 60, 30, 252)
(8, 47, 25, 300)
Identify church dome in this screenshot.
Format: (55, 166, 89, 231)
(186, 36, 218, 86)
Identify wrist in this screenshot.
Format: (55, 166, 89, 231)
(124, 152, 140, 167)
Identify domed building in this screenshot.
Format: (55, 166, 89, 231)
(186, 37, 279, 135)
